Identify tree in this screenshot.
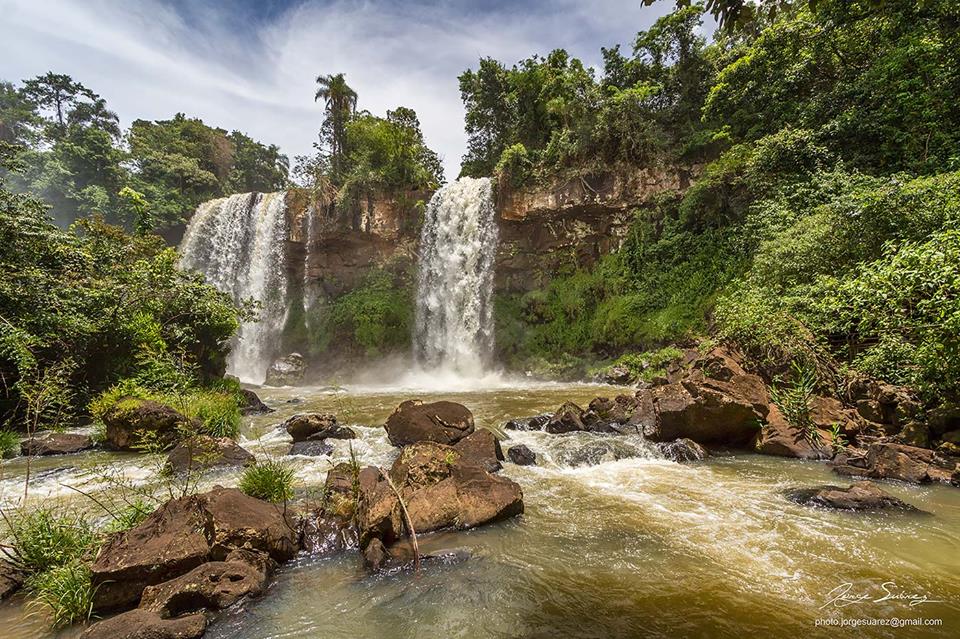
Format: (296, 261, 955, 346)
(314, 73, 358, 179)
(20, 73, 96, 137)
(0, 82, 39, 144)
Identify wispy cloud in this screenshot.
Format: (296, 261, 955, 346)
(0, 0, 682, 179)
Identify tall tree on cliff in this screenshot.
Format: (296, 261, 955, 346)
(315, 73, 358, 181)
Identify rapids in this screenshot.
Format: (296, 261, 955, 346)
(1, 382, 959, 638)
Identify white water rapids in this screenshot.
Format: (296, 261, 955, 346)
(179, 192, 289, 383)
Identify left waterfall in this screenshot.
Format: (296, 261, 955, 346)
(179, 192, 289, 384)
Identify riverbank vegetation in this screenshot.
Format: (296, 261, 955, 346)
(482, 0, 960, 405)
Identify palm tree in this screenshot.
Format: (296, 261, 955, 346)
(314, 73, 357, 177)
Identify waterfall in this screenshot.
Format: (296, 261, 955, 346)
(414, 176, 498, 376)
(179, 192, 289, 384)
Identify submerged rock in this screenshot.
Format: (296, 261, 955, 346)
(166, 436, 254, 473)
(384, 400, 475, 446)
(658, 438, 709, 462)
(102, 398, 197, 451)
(20, 432, 93, 456)
(288, 439, 334, 457)
(785, 481, 923, 511)
(831, 443, 958, 485)
(239, 388, 273, 415)
(283, 413, 355, 442)
(507, 444, 537, 466)
(264, 353, 306, 387)
(453, 429, 504, 472)
(368, 542, 472, 573)
(91, 486, 297, 611)
(80, 609, 206, 639)
(504, 414, 551, 431)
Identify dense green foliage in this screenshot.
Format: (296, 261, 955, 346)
(0, 73, 288, 230)
(485, 1, 960, 402)
(25, 560, 94, 628)
(0, 144, 244, 430)
(239, 458, 296, 503)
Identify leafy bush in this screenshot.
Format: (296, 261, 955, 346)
(25, 560, 95, 628)
(324, 270, 413, 358)
(607, 346, 684, 382)
(5, 507, 97, 574)
(239, 459, 295, 503)
(0, 429, 20, 458)
(769, 362, 818, 447)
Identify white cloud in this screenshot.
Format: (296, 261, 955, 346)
(0, 0, 679, 179)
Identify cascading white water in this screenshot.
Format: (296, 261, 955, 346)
(179, 192, 289, 384)
(414, 176, 498, 377)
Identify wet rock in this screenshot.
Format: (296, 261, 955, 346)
(139, 559, 269, 617)
(102, 399, 197, 451)
(363, 538, 389, 572)
(358, 442, 523, 547)
(453, 429, 504, 472)
(898, 420, 931, 448)
(374, 543, 472, 573)
(831, 443, 958, 485)
(282, 413, 355, 442)
(752, 404, 830, 460)
(324, 462, 357, 498)
(658, 438, 709, 462)
(384, 400, 475, 446)
(594, 364, 633, 385)
(545, 402, 587, 434)
(0, 560, 23, 601)
(80, 609, 206, 639)
(20, 432, 93, 456)
(507, 444, 536, 466)
(301, 512, 357, 556)
(91, 487, 297, 611)
(553, 438, 649, 467)
(504, 414, 551, 431)
(288, 439, 334, 457)
(264, 353, 305, 387)
(785, 481, 923, 512)
(239, 388, 273, 415)
(166, 436, 254, 473)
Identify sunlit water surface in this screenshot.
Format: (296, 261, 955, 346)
(1, 381, 958, 638)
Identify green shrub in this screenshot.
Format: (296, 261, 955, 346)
(608, 346, 685, 382)
(6, 507, 97, 574)
(0, 429, 20, 458)
(25, 560, 95, 628)
(239, 459, 295, 503)
(769, 362, 819, 447)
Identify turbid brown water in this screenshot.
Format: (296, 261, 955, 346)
(1, 381, 958, 638)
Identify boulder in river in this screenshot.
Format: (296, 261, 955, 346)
(288, 438, 334, 457)
(504, 414, 551, 431)
(283, 413, 355, 442)
(453, 428, 504, 472)
(751, 404, 831, 460)
(264, 352, 306, 386)
(785, 481, 924, 511)
(831, 442, 958, 484)
(357, 441, 523, 549)
(166, 436, 254, 473)
(91, 486, 298, 611)
(507, 444, 536, 466)
(138, 558, 270, 618)
(658, 438, 709, 462)
(239, 388, 273, 415)
(0, 560, 23, 601)
(384, 400, 475, 446)
(545, 402, 587, 434)
(20, 432, 93, 456)
(102, 398, 197, 451)
(80, 609, 206, 639)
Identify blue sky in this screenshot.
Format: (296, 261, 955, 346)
(0, 0, 704, 179)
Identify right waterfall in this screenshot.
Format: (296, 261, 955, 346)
(414, 176, 498, 376)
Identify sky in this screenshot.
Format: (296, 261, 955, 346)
(0, 0, 699, 179)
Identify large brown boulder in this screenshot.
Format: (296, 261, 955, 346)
(102, 398, 196, 451)
(544, 402, 587, 434)
(80, 609, 206, 639)
(283, 413, 355, 442)
(831, 443, 958, 485)
(239, 388, 273, 415)
(453, 429, 504, 472)
(384, 400, 475, 446)
(752, 404, 830, 460)
(138, 559, 269, 618)
(91, 487, 297, 611)
(357, 442, 523, 548)
(20, 432, 94, 456)
(165, 436, 254, 473)
(785, 481, 923, 512)
(264, 353, 305, 386)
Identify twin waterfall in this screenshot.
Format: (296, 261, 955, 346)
(179, 193, 290, 384)
(414, 177, 498, 377)
(177, 178, 498, 383)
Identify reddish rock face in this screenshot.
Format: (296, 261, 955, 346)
(384, 400, 475, 447)
(832, 443, 959, 484)
(453, 429, 504, 473)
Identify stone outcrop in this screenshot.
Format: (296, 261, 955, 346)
(785, 481, 923, 512)
(138, 558, 271, 618)
(831, 443, 959, 485)
(384, 400, 475, 447)
(81, 609, 206, 639)
(102, 399, 197, 451)
(283, 413, 355, 442)
(453, 428, 504, 472)
(91, 486, 297, 611)
(0, 561, 23, 601)
(264, 352, 306, 386)
(165, 436, 254, 473)
(20, 432, 93, 456)
(504, 414, 551, 431)
(288, 439, 334, 456)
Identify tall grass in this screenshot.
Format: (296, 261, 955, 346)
(239, 459, 295, 503)
(5, 507, 97, 574)
(0, 429, 20, 459)
(25, 560, 94, 628)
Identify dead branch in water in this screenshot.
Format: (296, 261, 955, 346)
(381, 469, 420, 573)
